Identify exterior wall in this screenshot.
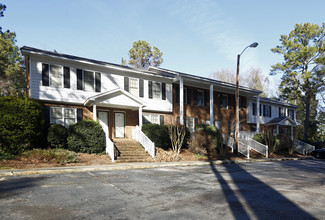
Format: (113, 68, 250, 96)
(247, 99, 297, 124)
(29, 55, 173, 112)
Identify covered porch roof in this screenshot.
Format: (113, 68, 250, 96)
(266, 116, 297, 126)
(84, 88, 146, 110)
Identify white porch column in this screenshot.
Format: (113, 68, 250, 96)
(257, 95, 260, 133)
(276, 124, 279, 135)
(139, 106, 143, 129)
(210, 84, 214, 126)
(93, 100, 97, 121)
(180, 77, 184, 125)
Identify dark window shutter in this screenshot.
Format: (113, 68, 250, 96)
(177, 116, 180, 124)
(187, 88, 191, 105)
(139, 79, 144, 97)
(77, 69, 83, 90)
(42, 63, 49, 86)
(260, 104, 262, 116)
(77, 108, 83, 122)
(194, 90, 197, 105)
(175, 86, 180, 103)
(43, 106, 50, 126)
(263, 105, 266, 116)
(124, 77, 129, 92)
(64, 66, 70, 88)
(162, 83, 166, 100)
(149, 81, 153, 99)
(195, 118, 199, 126)
(160, 115, 164, 125)
(270, 106, 272, 117)
(204, 90, 209, 106)
(253, 103, 256, 116)
(95, 72, 101, 92)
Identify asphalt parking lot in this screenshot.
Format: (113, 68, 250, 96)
(0, 159, 324, 219)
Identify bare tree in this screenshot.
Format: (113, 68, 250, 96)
(167, 123, 186, 157)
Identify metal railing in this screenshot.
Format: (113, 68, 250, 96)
(221, 133, 234, 152)
(105, 134, 115, 162)
(293, 139, 315, 155)
(222, 133, 252, 158)
(132, 125, 155, 158)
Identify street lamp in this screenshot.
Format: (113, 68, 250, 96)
(235, 42, 258, 154)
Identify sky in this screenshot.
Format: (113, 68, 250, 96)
(1, 0, 324, 96)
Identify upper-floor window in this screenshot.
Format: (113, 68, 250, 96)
(288, 109, 294, 120)
(279, 107, 286, 117)
(252, 103, 257, 116)
(153, 82, 161, 99)
(42, 63, 70, 88)
(129, 78, 139, 96)
(263, 105, 272, 117)
(77, 69, 101, 92)
(221, 94, 229, 109)
(196, 90, 204, 106)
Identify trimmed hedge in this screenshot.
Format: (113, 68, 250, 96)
(47, 124, 68, 149)
(67, 120, 105, 154)
(0, 96, 44, 155)
(142, 123, 190, 150)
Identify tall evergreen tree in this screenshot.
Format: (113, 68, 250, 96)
(271, 23, 325, 140)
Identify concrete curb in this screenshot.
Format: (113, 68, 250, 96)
(0, 156, 314, 177)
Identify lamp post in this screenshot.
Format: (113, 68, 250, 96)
(235, 42, 258, 155)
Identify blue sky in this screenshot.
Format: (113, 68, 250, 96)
(1, 0, 324, 95)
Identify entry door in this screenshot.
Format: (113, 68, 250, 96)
(114, 112, 125, 138)
(98, 111, 109, 137)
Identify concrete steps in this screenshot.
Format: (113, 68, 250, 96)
(114, 139, 152, 163)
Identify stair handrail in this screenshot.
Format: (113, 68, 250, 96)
(293, 138, 315, 155)
(239, 133, 268, 158)
(222, 133, 251, 158)
(132, 125, 155, 158)
(105, 133, 115, 162)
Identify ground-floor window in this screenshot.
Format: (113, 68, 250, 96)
(186, 117, 195, 133)
(50, 107, 77, 127)
(143, 113, 161, 125)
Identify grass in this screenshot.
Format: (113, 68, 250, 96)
(22, 148, 80, 165)
(194, 154, 208, 160)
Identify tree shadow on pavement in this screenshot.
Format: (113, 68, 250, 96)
(209, 162, 316, 220)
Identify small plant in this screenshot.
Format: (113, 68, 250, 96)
(22, 149, 80, 165)
(168, 123, 186, 156)
(47, 124, 68, 149)
(67, 120, 105, 154)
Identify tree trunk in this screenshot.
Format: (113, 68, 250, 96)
(304, 94, 310, 141)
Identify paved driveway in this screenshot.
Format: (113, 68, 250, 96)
(0, 160, 324, 219)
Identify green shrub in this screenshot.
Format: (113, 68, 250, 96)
(142, 124, 190, 150)
(67, 120, 105, 154)
(253, 132, 280, 154)
(0, 96, 44, 155)
(142, 124, 170, 150)
(277, 133, 294, 153)
(189, 124, 226, 156)
(22, 148, 80, 165)
(47, 124, 68, 149)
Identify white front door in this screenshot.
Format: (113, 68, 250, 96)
(98, 111, 109, 137)
(115, 112, 125, 138)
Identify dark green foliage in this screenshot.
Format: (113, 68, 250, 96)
(277, 133, 294, 153)
(142, 124, 190, 150)
(47, 124, 68, 149)
(190, 124, 226, 156)
(0, 96, 44, 155)
(142, 124, 170, 150)
(67, 120, 105, 154)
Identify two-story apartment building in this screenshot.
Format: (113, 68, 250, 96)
(21, 46, 298, 159)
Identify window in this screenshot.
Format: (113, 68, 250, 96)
(129, 78, 139, 96)
(288, 109, 294, 120)
(221, 95, 228, 109)
(84, 71, 94, 91)
(153, 82, 161, 99)
(49, 65, 62, 87)
(50, 107, 76, 127)
(263, 105, 272, 117)
(279, 107, 286, 117)
(196, 90, 204, 106)
(186, 117, 195, 133)
(142, 114, 162, 125)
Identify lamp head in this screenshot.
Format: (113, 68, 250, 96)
(249, 42, 258, 48)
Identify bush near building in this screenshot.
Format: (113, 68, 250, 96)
(47, 124, 69, 149)
(0, 96, 44, 155)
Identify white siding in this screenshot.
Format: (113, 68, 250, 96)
(29, 55, 173, 112)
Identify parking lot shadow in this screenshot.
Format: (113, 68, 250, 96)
(209, 162, 316, 219)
